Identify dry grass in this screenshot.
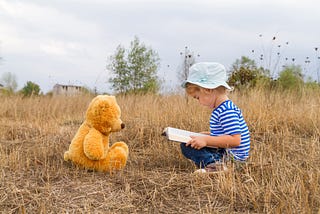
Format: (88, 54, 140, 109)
(0, 89, 319, 213)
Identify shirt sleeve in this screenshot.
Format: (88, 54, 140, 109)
(219, 109, 241, 135)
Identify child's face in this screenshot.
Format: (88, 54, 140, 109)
(191, 88, 216, 108)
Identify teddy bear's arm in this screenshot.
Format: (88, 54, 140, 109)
(83, 128, 105, 160)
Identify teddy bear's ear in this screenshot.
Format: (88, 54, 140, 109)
(98, 95, 116, 105)
(107, 95, 116, 102)
(102, 96, 116, 108)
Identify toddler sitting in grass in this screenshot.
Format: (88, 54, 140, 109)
(181, 62, 250, 173)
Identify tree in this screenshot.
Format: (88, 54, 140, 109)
(108, 36, 161, 94)
(0, 72, 18, 94)
(20, 81, 41, 96)
(228, 56, 269, 89)
(277, 65, 303, 90)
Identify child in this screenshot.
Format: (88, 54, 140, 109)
(181, 62, 250, 173)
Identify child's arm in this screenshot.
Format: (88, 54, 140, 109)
(187, 134, 241, 150)
(200, 131, 210, 135)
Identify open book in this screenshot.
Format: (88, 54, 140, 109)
(162, 127, 208, 143)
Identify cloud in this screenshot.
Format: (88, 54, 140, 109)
(0, 0, 102, 53)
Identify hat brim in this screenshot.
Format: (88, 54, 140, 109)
(181, 80, 231, 90)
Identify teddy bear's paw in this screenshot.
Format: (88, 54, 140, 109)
(84, 143, 105, 160)
(84, 152, 103, 161)
(107, 146, 129, 170)
(110, 141, 129, 155)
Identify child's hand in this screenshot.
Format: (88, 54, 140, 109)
(186, 136, 207, 149)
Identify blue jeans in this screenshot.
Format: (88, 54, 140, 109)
(180, 143, 226, 168)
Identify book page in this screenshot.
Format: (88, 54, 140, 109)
(164, 127, 207, 143)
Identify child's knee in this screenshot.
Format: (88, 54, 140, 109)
(180, 143, 197, 158)
(180, 143, 189, 155)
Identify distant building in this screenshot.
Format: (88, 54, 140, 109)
(52, 84, 85, 96)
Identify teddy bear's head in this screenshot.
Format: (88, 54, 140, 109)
(85, 95, 124, 135)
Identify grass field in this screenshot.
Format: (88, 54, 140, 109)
(0, 88, 319, 213)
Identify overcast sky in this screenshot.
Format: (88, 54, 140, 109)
(1, 0, 320, 93)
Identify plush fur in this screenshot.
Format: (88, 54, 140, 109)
(64, 95, 129, 172)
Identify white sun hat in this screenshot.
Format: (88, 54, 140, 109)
(181, 62, 231, 90)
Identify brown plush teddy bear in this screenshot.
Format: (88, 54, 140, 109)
(64, 95, 129, 172)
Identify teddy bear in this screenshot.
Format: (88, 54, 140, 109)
(64, 95, 129, 172)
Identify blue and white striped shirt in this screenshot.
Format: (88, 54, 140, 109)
(210, 100, 250, 161)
